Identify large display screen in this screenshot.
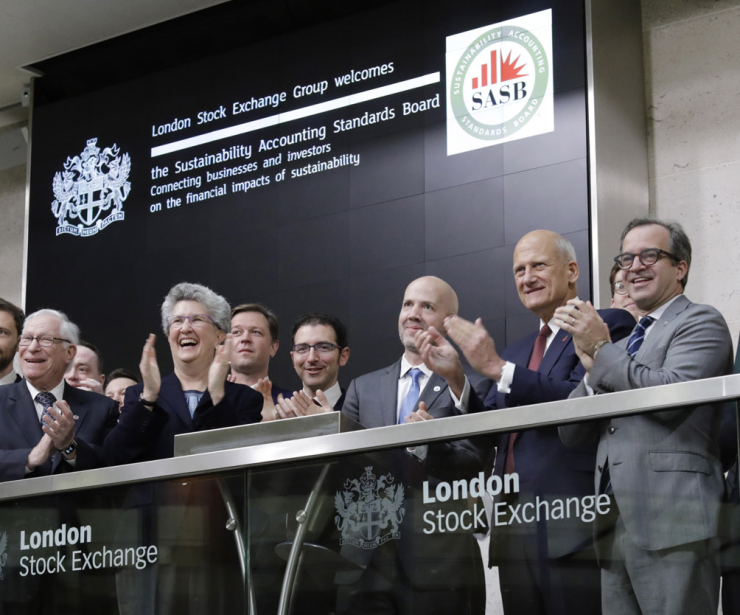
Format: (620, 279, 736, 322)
(26, 0, 589, 384)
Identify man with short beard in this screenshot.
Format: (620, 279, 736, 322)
(0, 297, 24, 385)
(337, 276, 491, 615)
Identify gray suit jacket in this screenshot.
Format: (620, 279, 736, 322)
(561, 294, 733, 551)
(339, 358, 491, 590)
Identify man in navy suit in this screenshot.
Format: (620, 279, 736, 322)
(0, 297, 24, 386)
(0, 308, 118, 483)
(445, 230, 635, 615)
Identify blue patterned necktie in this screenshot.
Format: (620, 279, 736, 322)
(398, 368, 423, 424)
(183, 390, 204, 417)
(627, 316, 655, 357)
(36, 391, 57, 424)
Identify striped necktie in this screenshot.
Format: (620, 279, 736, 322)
(627, 316, 655, 357)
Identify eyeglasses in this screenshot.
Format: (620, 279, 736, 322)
(19, 335, 71, 347)
(166, 314, 217, 329)
(614, 248, 680, 270)
(613, 281, 627, 295)
(292, 342, 342, 356)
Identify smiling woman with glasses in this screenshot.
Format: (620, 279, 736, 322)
(105, 281, 263, 465)
(104, 282, 265, 615)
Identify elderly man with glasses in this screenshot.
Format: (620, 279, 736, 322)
(558, 218, 733, 615)
(0, 308, 118, 482)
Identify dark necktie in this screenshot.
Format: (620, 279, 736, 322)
(398, 368, 423, 424)
(504, 324, 552, 474)
(627, 316, 655, 357)
(36, 391, 57, 424)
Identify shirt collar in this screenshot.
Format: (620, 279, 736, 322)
(0, 369, 18, 386)
(304, 380, 343, 407)
(26, 377, 66, 405)
(644, 294, 682, 322)
(400, 355, 433, 379)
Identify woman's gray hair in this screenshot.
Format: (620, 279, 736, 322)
(24, 309, 81, 346)
(160, 282, 231, 334)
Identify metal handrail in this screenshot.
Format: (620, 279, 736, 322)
(1, 373, 739, 501)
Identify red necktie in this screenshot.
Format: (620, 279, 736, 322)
(504, 324, 552, 474)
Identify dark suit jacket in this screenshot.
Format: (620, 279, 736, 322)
(271, 384, 293, 404)
(0, 380, 119, 482)
(481, 308, 636, 560)
(105, 372, 264, 465)
(339, 359, 491, 591)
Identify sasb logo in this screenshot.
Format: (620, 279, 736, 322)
(446, 9, 554, 155)
(52, 138, 131, 237)
(334, 466, 405, 549)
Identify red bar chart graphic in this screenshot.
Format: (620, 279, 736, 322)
(472, 50, 497, 89)
(471, 49, 528, 90)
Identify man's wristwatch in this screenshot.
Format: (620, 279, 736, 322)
(590, 339, 610, 357)
(60, 440, 77, 459)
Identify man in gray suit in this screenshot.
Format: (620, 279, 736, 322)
(339, 275, 489, 615)
(557, 218, 733, 615)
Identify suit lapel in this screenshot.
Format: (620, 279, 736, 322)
(540, 330, 571, 375)
(62, 383, 90, 432)
(160, 373, 195, 429)
(418, 372, 447, 416)
(380, 360, 402, 426)
(6, 382, 44, 447)
(636, 295, 690, 362)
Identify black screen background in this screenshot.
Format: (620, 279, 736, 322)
(26, 0, 590, 388)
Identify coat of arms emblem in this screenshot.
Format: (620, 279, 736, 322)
(51, 138, 131, 237)
(334, 466, 405, 549)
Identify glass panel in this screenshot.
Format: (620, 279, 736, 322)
(0, 401, 736, 614)
(0, 470, 247, 615)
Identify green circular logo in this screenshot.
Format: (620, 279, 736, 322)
(450, 26, 550, 139)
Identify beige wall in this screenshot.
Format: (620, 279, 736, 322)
(1, 1, 739, 344)
(643, 0, 740, 348)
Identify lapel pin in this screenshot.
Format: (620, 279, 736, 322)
(433, 386, 441, 392)
(562, 336, 568, 342)
(73, 415, 79, 420)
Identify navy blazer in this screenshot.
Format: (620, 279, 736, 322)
(104, 372, 263, 465)
(0, 380, 119, 482)
(483, 308, 636, 560)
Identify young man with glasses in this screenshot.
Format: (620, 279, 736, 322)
(0, 309, 118, 482)
(284, 312, 350, 413)
(558, 218, 733, 615)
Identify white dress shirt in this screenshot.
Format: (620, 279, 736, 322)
(497, 316, 562, 394)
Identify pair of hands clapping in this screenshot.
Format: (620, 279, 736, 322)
(139, 333, 234, 407)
